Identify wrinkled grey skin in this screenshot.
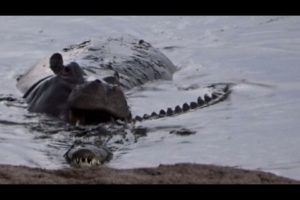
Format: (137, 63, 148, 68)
(17, 36, 177, 95)
(17, 36, 232, 168)
(23, 53, 131, 124)
(18, 36, 177, 125)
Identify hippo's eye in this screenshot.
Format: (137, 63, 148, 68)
(103, 76, 117, 84)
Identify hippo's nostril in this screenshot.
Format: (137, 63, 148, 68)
(95, 79, 102, 84)
(64, 66, 70, 73)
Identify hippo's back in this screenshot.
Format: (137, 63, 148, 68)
(17, 35, 177, 94)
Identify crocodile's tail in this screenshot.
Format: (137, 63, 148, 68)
(132, 83, 233, 122)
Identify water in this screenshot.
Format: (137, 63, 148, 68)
(0, 16, 300, 180)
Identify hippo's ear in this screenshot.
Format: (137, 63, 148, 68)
(50, 53, 64, 75)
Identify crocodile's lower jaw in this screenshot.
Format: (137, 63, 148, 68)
(70, 157, 102, 168)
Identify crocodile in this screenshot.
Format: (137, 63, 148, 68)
(16, 35, 232, 167)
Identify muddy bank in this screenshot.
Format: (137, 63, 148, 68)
(0, 163, 298, 184)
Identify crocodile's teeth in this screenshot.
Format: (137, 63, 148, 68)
(90, 159, 95, 165)
(91, 159, 98, 165)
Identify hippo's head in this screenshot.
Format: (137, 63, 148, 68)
(26, 53, 131, 125)
(66, 79, 131, 125)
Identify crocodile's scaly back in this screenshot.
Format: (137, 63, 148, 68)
(133, 83, 232, 122)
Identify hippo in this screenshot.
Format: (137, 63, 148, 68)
(16, 35, 232, 167)
(17, 35, 178, 125)
(23, 53, 131, 125)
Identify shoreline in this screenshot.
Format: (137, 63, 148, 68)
(0, 163, 298, 184)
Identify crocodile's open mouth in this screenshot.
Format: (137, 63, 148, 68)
(68, 149, 104, 167)
(64, 143, 113, 168)
(67, 80, 131, 125)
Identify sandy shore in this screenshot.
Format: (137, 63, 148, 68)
(0, 163, 298, 184)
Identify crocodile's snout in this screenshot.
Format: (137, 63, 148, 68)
(64, 143, 113, 168)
